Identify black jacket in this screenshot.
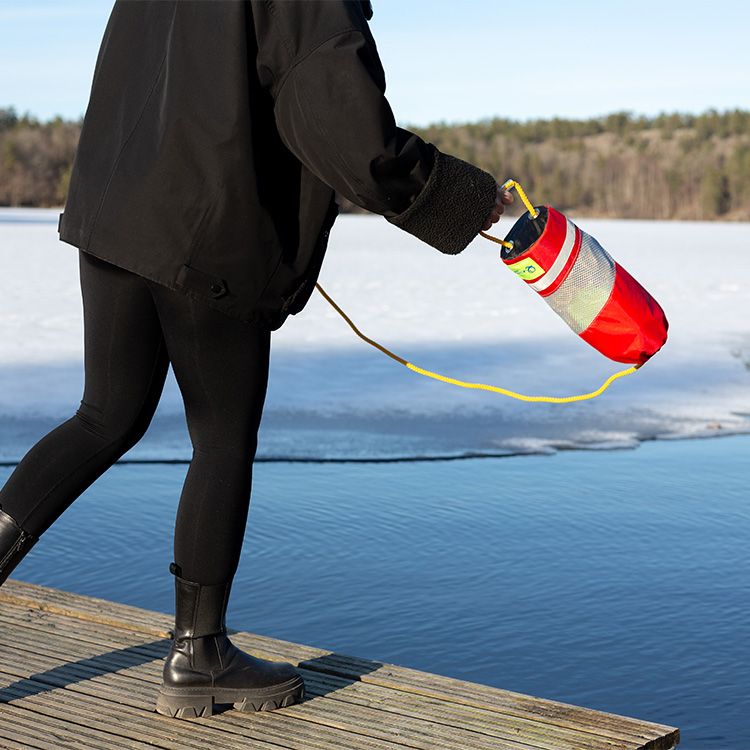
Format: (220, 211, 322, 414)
(59, 0, 497, 328)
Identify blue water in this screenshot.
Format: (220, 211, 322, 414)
(5, 434, 749, 749)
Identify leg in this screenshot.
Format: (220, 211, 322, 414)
(149, 285, 271, 585)
(147, 285, 302, 717)
(0, 253, 169, 582)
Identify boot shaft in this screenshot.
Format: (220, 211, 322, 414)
(167, 564, 235, 680)
(170, 562, 231, 639)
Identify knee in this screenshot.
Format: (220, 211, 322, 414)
(74, 401, 154, 454)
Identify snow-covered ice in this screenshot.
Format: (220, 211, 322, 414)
(1, 209, 749, 461)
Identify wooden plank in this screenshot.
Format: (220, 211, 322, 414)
(0, 701, 155, 750)
(0, 580, 679, 750)
(241, 636, 679, 750)
(293, 677, 639, 750)
(1, 674, 415, 750)
(0, 579, 172, 638)
(0, 670, 303, 750)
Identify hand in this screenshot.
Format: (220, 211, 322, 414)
(482, 184, 514, 231)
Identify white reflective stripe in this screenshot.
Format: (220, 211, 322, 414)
(529, 219, 577, 293)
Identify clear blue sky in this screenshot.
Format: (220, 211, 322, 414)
(1, 0, 749, 126)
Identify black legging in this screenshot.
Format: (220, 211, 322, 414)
(0, 252, 270, 585)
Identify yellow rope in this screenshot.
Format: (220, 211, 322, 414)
(480, 231, 512, 249)
(315, 283, 641, 404)
(501, 178, 538, 216)
(405, 361, 640, 403)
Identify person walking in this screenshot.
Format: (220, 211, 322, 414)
(0, 0, 512, 719)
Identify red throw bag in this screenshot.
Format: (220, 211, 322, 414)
(500, 206, 668, 365)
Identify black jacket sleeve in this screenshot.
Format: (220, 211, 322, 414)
(251, 0, 497, 254)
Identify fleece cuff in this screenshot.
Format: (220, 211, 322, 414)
(387, 149, 497, 255)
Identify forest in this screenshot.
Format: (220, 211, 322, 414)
(2, 106, 749, 221)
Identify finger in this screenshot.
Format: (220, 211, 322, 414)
(482, 208, 501, 230)
(482, 186, 513, 231)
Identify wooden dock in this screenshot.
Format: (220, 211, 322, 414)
(0, 579, 678, 750)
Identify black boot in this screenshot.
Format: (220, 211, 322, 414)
(0, 508, 38, 586)
(156, 565, 304, 718)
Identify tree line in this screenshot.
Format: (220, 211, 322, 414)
(2, 105, 749, 220)
(1, 108, 80, 208)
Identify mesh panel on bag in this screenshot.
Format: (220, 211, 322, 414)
(544, 230, 615, 334)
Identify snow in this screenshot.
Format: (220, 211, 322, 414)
(1, 209, 749, 460)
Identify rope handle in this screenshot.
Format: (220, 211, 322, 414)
(315, 283, 641, 404)
(479, 179, 539, 251)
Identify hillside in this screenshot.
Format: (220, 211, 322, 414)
(411, 110, 750, 221)
(2, 106, 749, 220)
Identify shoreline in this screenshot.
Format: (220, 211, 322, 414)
(1, 425, 750, 467)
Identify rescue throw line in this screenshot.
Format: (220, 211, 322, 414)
(314, 282, 641, 404)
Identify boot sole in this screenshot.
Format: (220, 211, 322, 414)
(155, 675, 304, 719)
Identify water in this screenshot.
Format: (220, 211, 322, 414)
(5, 434, 749, 749)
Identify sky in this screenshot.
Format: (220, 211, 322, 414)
(1, 0, 749, 127)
